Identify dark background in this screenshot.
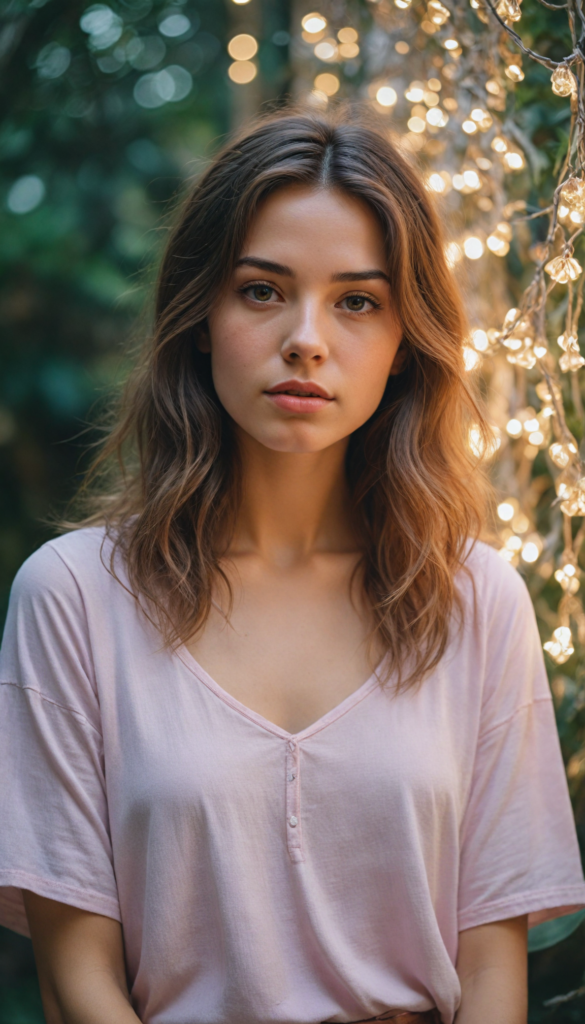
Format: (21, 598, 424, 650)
(2, 1, 585, 1020)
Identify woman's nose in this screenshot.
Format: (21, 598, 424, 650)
(280, 302, 329, 365)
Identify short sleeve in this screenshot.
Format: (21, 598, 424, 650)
(458, 549, 585, 931)
(0, 542, 120, 937)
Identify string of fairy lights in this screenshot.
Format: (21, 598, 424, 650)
(226, 0, 585, 678)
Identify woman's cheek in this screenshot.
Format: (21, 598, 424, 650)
(344, 340, 394, 419)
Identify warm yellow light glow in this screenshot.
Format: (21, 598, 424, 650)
(314, 39, 337, 60)
(463, 169, 480, 190)
(513, 513, 530, 534)
(426, 107, 448, 127)
(427, 172, 446, 193)
(503, 151, 525, 171)
(497, 0, 522, 20)
(551, 65, 576, 97)
(407, 116, 426, 133)
(337, 26, 358, 43)
(314, 72, 339, 96)
(444, 38, 459, 50)
(487, 234, 510, 256)
(376, 86, 397, 107)
(463, 346, 481, 371)
(472, 329, 489, 351)
(309, 89, 328, 106)
(462, 119, 478, 134)
(339, 42, 359, 58)
(505, 64, 524, 82)
(522, 542, 540, 563)
(497, 501, 515, 521)
(560, 178, 585, 211)
(302, 12, 327, 32)
(444, 241, 462, 267)
(528, 431, 544, 446)
(544, 626, 574, 664)
(549, 442, 578, 468)
(228, 60, 257, 83)
(405, 82, 425, 102)
(428, 0, 450, 24)
(227, 34, 258, 60)
(395, 40, 410, 54)
(486, 78, 502, 95)
(496, 222, 513, 241)
(463, 236, 484, 260)
(506, 418, 523, 438)
(545, 255, 582, 283)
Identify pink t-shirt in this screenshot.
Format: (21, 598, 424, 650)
(0, 528, 584, 1024)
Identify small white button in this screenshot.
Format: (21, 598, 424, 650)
(287, 773, 296, 782)
(289, 815, 298, 827)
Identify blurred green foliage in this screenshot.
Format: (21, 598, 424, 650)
(2, 0, 585, 1021)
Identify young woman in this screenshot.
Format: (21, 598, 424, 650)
(0, 109, 584, 1024)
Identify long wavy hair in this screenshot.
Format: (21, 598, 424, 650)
(72, 107, 493, 690)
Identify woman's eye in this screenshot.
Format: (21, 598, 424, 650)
(341, 294, 377, 313)
(246, 284, 276, 303)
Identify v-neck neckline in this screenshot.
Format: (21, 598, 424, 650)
(174, 645, 388, 742)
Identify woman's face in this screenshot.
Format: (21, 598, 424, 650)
(205, 185, 405, 454)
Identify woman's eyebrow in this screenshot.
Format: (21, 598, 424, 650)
(235, 258, 390, 285)
(236, 257, 294, 276)
(332, 270, 390, 284)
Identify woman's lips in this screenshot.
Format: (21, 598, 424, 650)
(266, 393, 333, 413)
(264, 381, 334, 414)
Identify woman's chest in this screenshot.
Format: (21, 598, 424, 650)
(183, 555, 385, 736)
(97, 643, 477, 863)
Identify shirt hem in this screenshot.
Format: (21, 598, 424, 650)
(458, 885, 585, 931)
(0, 868, 121, 938)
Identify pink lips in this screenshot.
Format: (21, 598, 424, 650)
(264, 379, 334, 414)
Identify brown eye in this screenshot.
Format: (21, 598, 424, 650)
(345, 295, 367, 312)
(250, 285, 274, 302)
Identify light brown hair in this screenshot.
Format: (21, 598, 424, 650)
(73, 107, 492, 689)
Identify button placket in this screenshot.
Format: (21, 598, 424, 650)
(285, 740, 304, 863)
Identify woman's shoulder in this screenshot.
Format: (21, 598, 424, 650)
(460, 537, 531, 607)
(8, 526, 120, 609)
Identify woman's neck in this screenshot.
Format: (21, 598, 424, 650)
(230, 431, 357, 566)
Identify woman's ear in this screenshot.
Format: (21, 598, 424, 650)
(388, 339, 409, 376)
(196, 321, 211, 354)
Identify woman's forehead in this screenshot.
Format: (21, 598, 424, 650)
(239, 186, 387, 273)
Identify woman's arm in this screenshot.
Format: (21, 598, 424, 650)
(455, 916, 528, 1024)
(23, 891, 141, 1024)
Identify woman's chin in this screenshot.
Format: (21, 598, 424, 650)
(237, 423, 347, 456)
